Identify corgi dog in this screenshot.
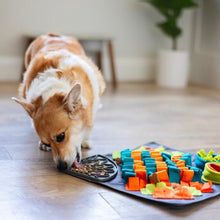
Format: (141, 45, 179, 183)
(13, 33, 105, 170)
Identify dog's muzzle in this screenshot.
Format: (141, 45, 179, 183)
(57, 160, 68, 170)
(57, 152, 81, 170)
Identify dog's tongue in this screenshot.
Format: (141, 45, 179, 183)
(73, 159, 83, 169)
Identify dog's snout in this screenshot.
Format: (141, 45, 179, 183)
(57, 160, 68, 171)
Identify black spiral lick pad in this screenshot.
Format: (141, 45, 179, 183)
(63, 155, 118, 183)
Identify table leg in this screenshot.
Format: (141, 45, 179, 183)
(108, 40, 117, 89)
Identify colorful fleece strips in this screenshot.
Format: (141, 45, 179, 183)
(202, 163, 220, 184)
(112, 146, 214, 200)
(195, 149, 220, 170)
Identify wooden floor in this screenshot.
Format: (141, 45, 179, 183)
(0, 82, 220, 219)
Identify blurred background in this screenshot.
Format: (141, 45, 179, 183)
(0, 2, 220, 217)
(0, 0, 219, 89)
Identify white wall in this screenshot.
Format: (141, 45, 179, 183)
(0, 0, 193, 82)
(190, 0, 220, 89)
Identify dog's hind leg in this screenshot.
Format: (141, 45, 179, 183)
(81, 140, 92, 149)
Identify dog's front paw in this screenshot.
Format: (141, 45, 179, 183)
(39, 141, 51, 152)
(81, 140, 92, 149)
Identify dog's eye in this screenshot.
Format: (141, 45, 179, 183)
(56, 132, 65, 143)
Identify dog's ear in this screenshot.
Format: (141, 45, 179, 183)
(12, 97, 35, 118)
(64, 83, 82, 113)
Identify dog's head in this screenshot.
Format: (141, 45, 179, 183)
(13, 83, 86, 170)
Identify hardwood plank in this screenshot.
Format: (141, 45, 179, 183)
(0, 193, 120, 220)
(0, 82, 220, 219)
(0, 147, 12, 160)
(100, 190, 220, 219)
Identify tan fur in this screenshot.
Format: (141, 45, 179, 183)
(34, 93, 86, 160)
(20, 34, 105, 99)
(24, 33, 85, 69)
(16, 33, 105, 168)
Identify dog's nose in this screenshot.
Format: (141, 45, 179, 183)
(57, 160, 68, 170)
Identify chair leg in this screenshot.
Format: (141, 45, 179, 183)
(108, 40, 117, 89)
(97, 50, 102, 72)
